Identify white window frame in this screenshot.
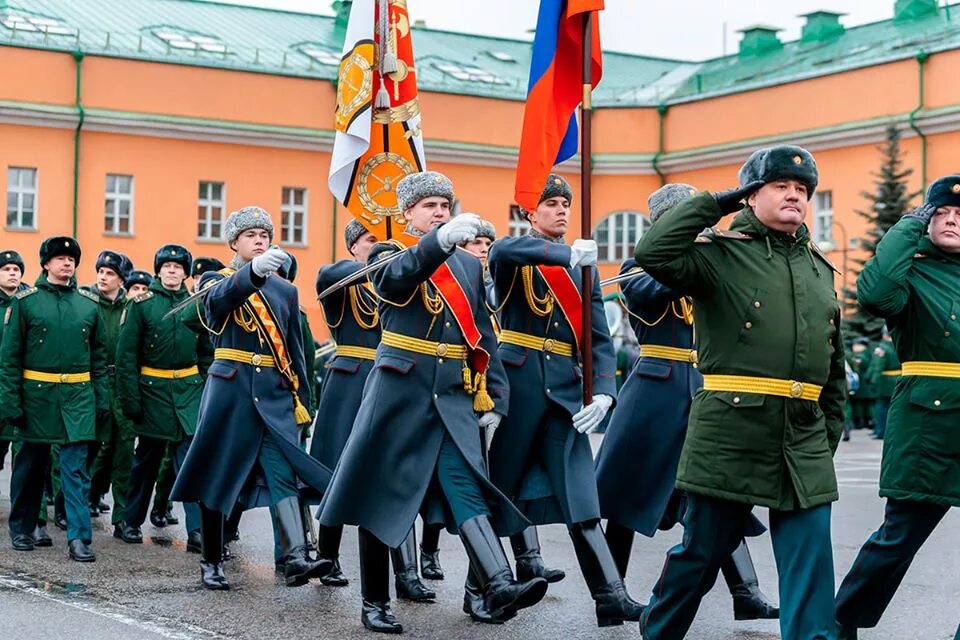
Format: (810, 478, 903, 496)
(813, 190, 834, 246)
(197, 181, 226, 242)
(153, 28, 228, 54)
(299, 45, 340, 66)
(104, 173, 134, 236)
(593, 211, 650, 264)
(6, 166, 38, 231)
(0, 11, 75, 36)
(434, 61, 508, 85)
(280, 187, 308, 247)
(508, 205, 531, 238)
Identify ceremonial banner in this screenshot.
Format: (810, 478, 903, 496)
(329, 0, 426, 243)
(514, 0, 603, 213)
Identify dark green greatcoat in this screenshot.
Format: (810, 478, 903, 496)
(0, 273, 109, 444)
(858, 216, 960, 507)
(635, 193, 847, 511)
(115, 279, 212, 441)
(866, 339, 901, 399)
(82, 285, 127, 442)
(0, 288, 21, 441)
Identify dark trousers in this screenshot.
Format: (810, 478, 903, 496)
(124, 436, 200, 532)
(641, 494, 835, 640)
(434, 429, 490, 527)
(835, 498, 950, 629)
(9, 442, 92, 543)
(872, 398, 891, 439)
(256, 431, 300, 505)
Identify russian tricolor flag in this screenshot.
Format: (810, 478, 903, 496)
(515, 0, 603, 213)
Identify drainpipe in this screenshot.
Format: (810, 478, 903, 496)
(71, 50, 85, 238)
(908, 51, 929, 191)
(651, 104, 668, 187)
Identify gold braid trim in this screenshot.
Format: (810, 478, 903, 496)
(349, 286, 380, 329)
(522, 266, 554, 317)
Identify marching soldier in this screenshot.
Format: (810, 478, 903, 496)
(318, 172, 548, 633)
(849, 338, 875, 433)
(191, 257, 226, 285)
(124, 270, 153, 299)
(487, 174, 643, 627)
(835, 176, 960, 639)
(1, 237, 109, 562)
(0, 250, 28, 497)
(114, 245, 210, 553)
(865, 327, 900, 440)
(634, 146, 846, 640)
(171, 207, 332, 591)
(594, 184, 777, 622)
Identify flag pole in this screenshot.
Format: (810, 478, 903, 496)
(580, 10, 594, 406)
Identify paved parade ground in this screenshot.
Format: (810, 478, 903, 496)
(0, 434, 956, 640)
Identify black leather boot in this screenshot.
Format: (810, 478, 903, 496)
(569, 520, 644, 627)
(462, 562, 517, 624)
(33, 524, 53, 547)
(511, 526, 566, 584)
(164, 505, 179, 526)
(720, 540, 779, 620)
(604, 520, 635, 579)
(186, 529, 202, 554)
(54, 492, 67, 531)
(149, 507, 167, 528)
(391, 526, 436, 601)
(68, 539, 96, 562)
(419, 522, 444, 580)
(359, 527, 403, 634)
(459, 515, 547, 619)
(836, 621, 858, 640)
(318, 525, 349, 587)
(275, 497, 332, 587)
(199, 505, 229, 591)
(114, 522, 143, 543)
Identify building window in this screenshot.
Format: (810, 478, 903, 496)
(6, 167, 37, 230)
(104, 174, 134, 235)
(593, 211, 650, 263)
(152, 27, 228, 54)
(0, 10, 75, 36)
(281, 187, 308, 246)
(508, 205, 531, 237)
(813, 190, 834, 245)
(297, 44, 341, 66)
(434, 61, 507, 85)
(198, 181, 225, 241)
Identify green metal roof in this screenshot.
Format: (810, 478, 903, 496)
(0, 0, 958, 107)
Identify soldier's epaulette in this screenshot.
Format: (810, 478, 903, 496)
(78, 288, 100, 303)
(808, 242, 842, 274)
(133, 291, 154, 304)
(913, 253, 927, 259)
(14, 286, 37, 300)
(694, 226, 754, 243)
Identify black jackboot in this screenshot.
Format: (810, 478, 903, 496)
(604, 520, 635, 579)
(459, 515, 547, 620)
(275, 497, 332, 587)
(391, 526, 436, 601)
(199, 505, 229, 591)
(419, 522, 444, 580)
(359, 528, 403, 634)
(511, 526, 566, 584)
(318, 524, 349, 587)
(720, 540, 779, 620)
(569, 520, 644, 627)
(462, 562, 518, 624)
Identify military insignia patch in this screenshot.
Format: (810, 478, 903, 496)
(64, 241, 70, 247)
(953, 183, 960, 194)
(793, 156, 803, 165)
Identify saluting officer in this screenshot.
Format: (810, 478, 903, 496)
(635, 146, 847, 640)
(835, 176, 960, 639)
(0, 250, 28, 497)
(1, 237, 109, 562)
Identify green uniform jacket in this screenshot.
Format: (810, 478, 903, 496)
(850, 348, 876, 399)
(0, 288, 21, 440)
(857, 216, 960, 507)
(83, 284, 127, 441)
(0, 273, 109, 444)
(115, 279, 213, 441)
(867, 340, 901, 399)
(635, 193, 847, 511)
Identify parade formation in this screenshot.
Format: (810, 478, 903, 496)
(1, 2, 960, 640)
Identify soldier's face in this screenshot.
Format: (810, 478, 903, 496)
(748, 181, 809, 234)
(0, 263, 22, 292)
(529, 197, 570, 239)
(128, 283, 149, 297)
(929, 206, 960, 253)
(158, 262, 186, 290)
(44, 255, 75, 281)
(232, 229, 271, 262)
(462, 237, 492, 263)
(97, 267, 122, 296)
(350, 231, 377, 264)
(404, 197, 451, 234)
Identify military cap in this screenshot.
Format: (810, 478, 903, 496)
(475, 219, 497, 242)
(396, 171, 455, 212)
(738, 145, 819, 197)
(0, 249, 25, 276)
(648, 183, 698, 223)
(95, 250, 126, 278)
(39, 236, 81, 267)
(191, 256, 225, 279)
(224, 206, 275, 245)
(119, 254, 135, 279)
(125, 269, 154, 290)
(154, 244, 192, 275)
(344, 219, 370, 250)
(277, 250, 298, 283)
(925, 175, 960, 209)
(540, 173, 574, 205)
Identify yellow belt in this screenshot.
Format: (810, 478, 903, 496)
(498, 329, 575, 357)
(702, 374, 823, 401)
(214, 348, 277, 368)
(381, 331, 468, 360)
(901, 361, 960, 378)
(140, 365, 200, 379)
(335, 345, 378, 361)
(640, 344, 699, 365)
(23, 370, 90, 384)
(882, 369, 902, 377)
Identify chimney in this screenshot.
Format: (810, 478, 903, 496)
(738, 25, 784, 57)
(800, 11, 847, 43)
(894, 0, 940, 23)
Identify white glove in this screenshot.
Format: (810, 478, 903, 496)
(569, 239, 599, 268)
(479, 411, 503, 452)
(438, 213, 482, 252)
(251, 247, 288, 277)
(572, 394, 613, 434)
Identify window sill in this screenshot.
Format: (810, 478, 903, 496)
(280, 242, 308, 249)
(104, 232, 134, 238)
(3, 226, 38, 233)
(196, 237, 226, 245)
